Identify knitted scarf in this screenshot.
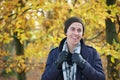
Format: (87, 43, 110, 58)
(62, 41, 81, 80)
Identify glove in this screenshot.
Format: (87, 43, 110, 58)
(72, 53, 86, 69)
(55, 51, 68, 69)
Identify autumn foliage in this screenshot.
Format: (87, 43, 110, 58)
(0, 0, 120, 80)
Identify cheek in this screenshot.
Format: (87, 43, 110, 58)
(80, 33, 83, 36)
(66, 31, 70, 36)
(79, 31, 83, 36)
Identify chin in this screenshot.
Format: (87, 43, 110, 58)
(72, 42, 78, 45)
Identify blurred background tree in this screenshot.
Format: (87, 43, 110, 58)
(0, 0, 120, 80)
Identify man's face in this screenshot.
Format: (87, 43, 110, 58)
(66, 22, 83, 46)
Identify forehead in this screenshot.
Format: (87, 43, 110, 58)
(69, 22, 83, 28)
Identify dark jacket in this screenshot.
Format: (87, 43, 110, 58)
(41, 38, 105, 80)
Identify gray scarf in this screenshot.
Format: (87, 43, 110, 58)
(62, 41, 81, 80)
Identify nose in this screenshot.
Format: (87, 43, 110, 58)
(73, 30, 79, 35)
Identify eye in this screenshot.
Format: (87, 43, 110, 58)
(77, 29, 81, 33)
(70, 27, 75, 31)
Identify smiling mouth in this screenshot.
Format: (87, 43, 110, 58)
(72, 37, 77, 41)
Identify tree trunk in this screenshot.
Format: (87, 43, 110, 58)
(105, 18, 119, 80)
(105, 0, 119, 79)
(105, 18, 118, 44)
(14, 35, 26, 80)
(17, 71, 26, 80)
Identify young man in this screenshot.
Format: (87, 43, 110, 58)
(41, 17, 105, 80)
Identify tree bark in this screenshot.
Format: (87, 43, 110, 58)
(14, 35, 26, 80)
(105, 0, 119, 80)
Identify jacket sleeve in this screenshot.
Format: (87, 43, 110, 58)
(41, 49, 61, 80)
(82, 48, 105, 80)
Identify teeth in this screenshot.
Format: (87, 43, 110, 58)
(72, 37, 77, 40)
(72, 37, 77, 39)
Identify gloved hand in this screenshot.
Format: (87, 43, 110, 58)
(55, 51, 68, 69)
(72, 53, 86, 69)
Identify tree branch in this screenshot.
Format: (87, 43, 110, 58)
(85, 31, 104, 41)
(116, 14, 120, 34)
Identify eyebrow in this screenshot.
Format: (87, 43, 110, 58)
(70, 26, 81, 29)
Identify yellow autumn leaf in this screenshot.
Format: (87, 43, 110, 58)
(111, 57, 115, 63)
(25, 67, 30, 72)
(16, 68, 21, 73)
(21, 63, 26, 69)
(6, 68, 12, 73)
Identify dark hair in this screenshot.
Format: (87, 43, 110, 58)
(64, 16, 85, 35)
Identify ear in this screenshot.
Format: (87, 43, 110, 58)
(82, 31, 84, 36)
(65, 33, 67, 36)
(64, 31, 67, 36)
(82, 33, 83, 36)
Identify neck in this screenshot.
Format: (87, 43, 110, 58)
(67, 43, 76, 53)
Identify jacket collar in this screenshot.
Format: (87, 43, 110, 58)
(58, 37, 89, 60)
